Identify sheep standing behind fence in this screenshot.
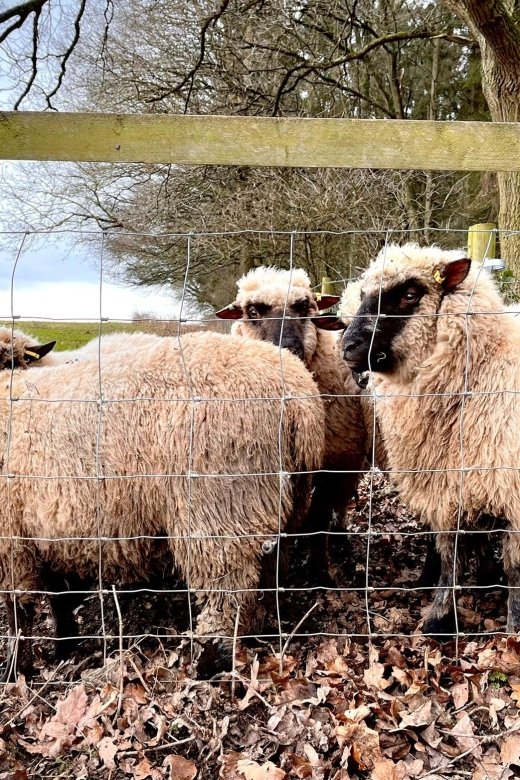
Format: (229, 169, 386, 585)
(216, 266, 367, 583)
(342, 243, 520, 633)
(0, 330, 324, 676)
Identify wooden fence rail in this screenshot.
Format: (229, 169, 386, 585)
(1, 112, 520, 171)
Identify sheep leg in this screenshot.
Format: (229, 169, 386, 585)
(44, 570, 84, 661)
(503, 532, 520, 632)
(416, 533, 441, 588)
(422, 533, 458, 636)
(2, 594, 36, 681)
(304, 472, 356, 586)
(180, 539, 265, 677)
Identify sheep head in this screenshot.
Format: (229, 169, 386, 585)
(0, 328, 56, 370)
(342, 244, 473, 378)
(215, 266, 340, 365)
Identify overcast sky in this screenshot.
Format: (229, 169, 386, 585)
(0, 236, 181, 321)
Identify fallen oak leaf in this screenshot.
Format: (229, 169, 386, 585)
(363, 646, 392, 691)
(501, 733, 520, 765)
(449, 712, 481, 758)
(133, 756, 164, 780)
(398, 700, 432, 729)
(98, 736, 118, 771)
(31, 684, 88, 758)
(236, 759, 285, 780)
(371, 757, 401, 780)
(164, 755, 197, 780)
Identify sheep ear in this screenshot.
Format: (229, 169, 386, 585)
(311, 314, 346, 331)
(315, 295, 340, 311)
(215, 303, 243, 320)
(24, 341, 56, 363)
(441, 258, 472, 291)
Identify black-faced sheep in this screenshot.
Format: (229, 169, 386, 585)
(216, 266, 367, 583)
(341, 242, 517, 633)
(0, 331, 324, 675)
(0, 327, 56, 369)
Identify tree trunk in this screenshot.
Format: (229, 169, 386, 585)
(444, 0, 520, 271)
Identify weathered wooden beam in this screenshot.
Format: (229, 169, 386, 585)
(1, 112, 520, 171)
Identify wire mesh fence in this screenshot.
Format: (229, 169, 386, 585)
(2, 224, 520, 776)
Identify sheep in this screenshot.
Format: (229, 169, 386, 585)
(337, 281, 388, 472)
(215, 266, 367, 583)
(0, 330, 324, 676)
(0, 327, 167, 370)
(0, 327, 56, 369)
(341, 242, 518, 633)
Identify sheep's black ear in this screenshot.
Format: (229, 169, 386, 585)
(442, 258, 472, 291)
(315, 295, 340, 311)
(214, 303, 243, 320)
(311, 314, 346, 331)
(24, 341, 56, 363)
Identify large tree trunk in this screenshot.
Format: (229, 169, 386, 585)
(444, 0, 520, 271)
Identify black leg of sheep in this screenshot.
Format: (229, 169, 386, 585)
(42, 568, 85, 662)
(503, 532, 520, 632)
(422, 532, 459, 636)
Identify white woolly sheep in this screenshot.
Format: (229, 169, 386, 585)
(341, 242, 519, 633)
(216, 266, 367, 582)
(0, 331, 324, 675)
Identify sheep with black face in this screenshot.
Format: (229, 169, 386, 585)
(342, 243, 518, 633)
(217, 266, 368, 583)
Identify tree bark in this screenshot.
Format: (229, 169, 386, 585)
(444, 0, 520, 271)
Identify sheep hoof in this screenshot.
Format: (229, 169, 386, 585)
(422, 612, 457, 637)
(196, 639, 233, 680)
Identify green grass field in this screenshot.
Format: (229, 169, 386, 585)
(2, 318, 227, 352)
(6, 321, 140, 351)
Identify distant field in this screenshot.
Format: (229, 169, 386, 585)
(7, 321, 140, 351)
(3, 319, 230, 351)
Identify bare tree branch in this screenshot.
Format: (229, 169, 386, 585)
(146, 0, 231, 110)
(0, 0, 47, 25)
(45, 0, 87, 109)
(13, 4, 41, 110)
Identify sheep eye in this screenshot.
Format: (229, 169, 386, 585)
(294, 300, 309, 317)
(248, 306, 260, 319)
(403, 289, 420, 304)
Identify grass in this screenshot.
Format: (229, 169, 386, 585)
(1, 318, 228, 352)
(5, 320, 140, 351)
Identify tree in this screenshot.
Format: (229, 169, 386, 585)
(443, 0, 520, 269)
(0, 0, 498, 308)
(0, 0, 97, 109)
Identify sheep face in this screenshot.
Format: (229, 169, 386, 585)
(342, 245, 471, 377)
(234, 296, 317, 362)
(215, 266, 339, 366)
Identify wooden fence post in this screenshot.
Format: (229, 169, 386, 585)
(320, 276, 333, 295)
(467, 223, 497, 262)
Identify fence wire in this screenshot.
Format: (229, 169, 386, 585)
(0, 226, 518, 690)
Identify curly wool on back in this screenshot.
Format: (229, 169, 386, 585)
(0, 331, 324, 673)
(348, 242, 520, 632)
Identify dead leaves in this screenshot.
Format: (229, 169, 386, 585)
(2, 661, 199, 780)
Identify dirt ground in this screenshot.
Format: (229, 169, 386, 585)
(0, 473, 517, 780)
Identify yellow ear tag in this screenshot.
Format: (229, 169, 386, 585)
(433, 269, 446, 285)
(24, 350, 40, 359)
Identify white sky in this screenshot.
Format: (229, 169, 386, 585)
(0, 238, 183, 321)
(0, 280, 180, 321)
